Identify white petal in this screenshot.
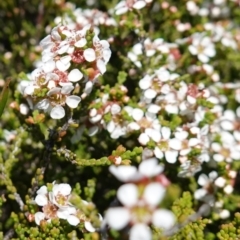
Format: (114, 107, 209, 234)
(57, 208, 71, 219)
(197, 174, 209, 186)
(213, 153, 224, 162)
(165, 150, 178, 164)
(175, 128, 188, 141)
(75, 38, 87, 48)
(84, 81, 93, 94)
(198, 54, 209, 63)
(66, 95, 81, 108)
(97, 59, 106, 74)
(102, 48, 111, 63)
(111, 104, 121, 115)
(68, 69, 83, 82)
(34, 212, 45, 225)
(132, 108, 144, 121)
(24, 85, 35, 95)
(37, 186, 48, 195)
(35, 194, 48, 206)
(88, 126, 99, 136)
(154, 147, 164, 159)
(138, 132, 150, 145)
(204, 46, 216, 57)
(144, 89, 157, 99)
(67, 215, 80, 226)
(84, 221, 96, 232)
(147, 104, 161, 113)
(117, 184, 138, 207)
(115, 6, 128, 15)
(139, 75, 152, 89)
(43, 60, 55, 73)
(84, 48, 96, 62)
(57, 44, 69, 55)
(165, 104, 178, 114)
(145, 128, 161, 142)
(143, 182, 166, 206)
(47, 87, 61, 96)
(107, 120, 115, 133)
(50, 105, 65, 119)
(35, 99, 50, 110)
(219, 209, 230, 219)
(194, 188, 207, 199)
(215, 177, 226, 188)
(139, 158, 164, 177)
(169, 138, 182, 150)
(109, 165, 137, 182)
(61, 84, 74, 94)
(188, 138, 200, 147)
(129, 223, 152, 240)
(89, 114, 102, 123)
(128, 122, 140, 131)
(60, 55, 72, 65)
(53, 183, 71, 196)
(105, 207, 130, 230)
(133, 1, 146, 9)
(152, 209, 175, 230)
(56, 57, 71, 71)
(188, 45, 198, 55)
(161, 127, 171, 140)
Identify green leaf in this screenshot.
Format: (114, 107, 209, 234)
(0, 78, 11, 118)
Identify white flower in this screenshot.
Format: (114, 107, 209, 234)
(194, 171, 218, 204)
(50, 183, 72, 208)
(36, 84, 81, 119)
(188, 33, 216, 63)
(34, 182, 81, 226)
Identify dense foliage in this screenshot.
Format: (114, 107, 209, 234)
(1, 0, 240, 239)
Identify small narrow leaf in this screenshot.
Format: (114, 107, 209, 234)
(0, 78, 11, 118)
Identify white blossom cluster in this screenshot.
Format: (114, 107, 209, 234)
(34, 182, 97, 232)
(19, 23, 111, 119)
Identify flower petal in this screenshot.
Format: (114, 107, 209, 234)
(37, 186, 48, 195)
(152, 209, 175, 230)
(53, 183, 71, 196)
(84, 48, 96, 62)
(129, 223, 151, 240)
(67, 215, 80, 226)
(84, 221, 96, 232)
(105, 207, 130, 230)
(139, 158, 164, 177)
(34, 212, 45, 225)
(66, 95, 81, 108)
(117, 183, 138, 207)
(109, 165, 137, 182)
(143, 182, 166, 206)
(68, 69, 83, 82)
(35, 194, 48, 206)
(50, 105, 65, 119)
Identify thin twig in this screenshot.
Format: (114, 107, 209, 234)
(14, 193, 25, 211)
(3, 229, 14, 240)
